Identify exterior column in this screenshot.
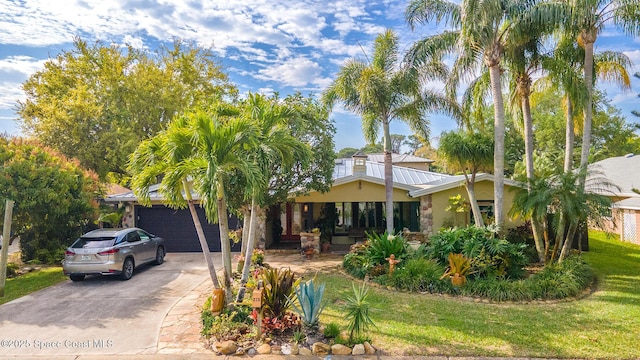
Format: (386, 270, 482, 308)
(420, 195, 433, 236)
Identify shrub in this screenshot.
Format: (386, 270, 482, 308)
(365, 231, 408, 265)
(323, 322, 341, 338)
(5, 262, 19, 278)
(390, 258, 449, 293)
(261, 267, 298, 318)
(426, 226, 528, 280)
(342, 253, 369, 279)
(202, 305, 253, 339)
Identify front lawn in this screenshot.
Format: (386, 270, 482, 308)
(0, 267, 67, 305)
(319, 231, 640, 358)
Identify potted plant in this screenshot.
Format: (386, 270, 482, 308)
(302, 245, 316, 260)
(440, 253, 474, 286)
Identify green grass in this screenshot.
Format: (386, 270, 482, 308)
(319, 231, 640, 358)
(0, 267, 67, 305)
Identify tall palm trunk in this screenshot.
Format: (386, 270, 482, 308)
(215, 181, 234, 304)
(183, 180, 220, 288)
(382, 119, 394, 233)
(550, 212, 566, 263)
(463, 171, 484, 227)
(235, 197, 259, 303)
(521, 94, 546, 264)
(489, 63, 505, 228)
(564, 99, 575, 172)
(579, 37, 595, 182)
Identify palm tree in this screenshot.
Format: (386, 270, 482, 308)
(235, 93, 311, 303)
(129, 108, 261, 303)
(406, 0, 542, 228)
(323, 29, 459, 233)
(535, 37, 632, 172)
(564, 0, 640, 177)
(511, 168, 615, 263)
(438, 131, 494, 227)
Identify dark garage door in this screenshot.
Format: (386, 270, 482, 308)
(135, 205, 241, 253)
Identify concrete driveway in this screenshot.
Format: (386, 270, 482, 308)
(0, 253, 219, 357)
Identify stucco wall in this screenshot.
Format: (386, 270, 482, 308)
(427, 180, 523, 232)
(293, 180, 413, 203)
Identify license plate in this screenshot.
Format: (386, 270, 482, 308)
(81, 255, 91, 261)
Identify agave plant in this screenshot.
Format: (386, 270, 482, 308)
(289, 277, 326, 332)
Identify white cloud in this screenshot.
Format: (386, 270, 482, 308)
(0, 81, 25, 109)
(0, 56, 46, 76)
(256, 57, 323, 87)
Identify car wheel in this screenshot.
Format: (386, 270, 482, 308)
(70, 274, 85, 282)
(121, 258, 134, 280)
(154, 246, 165, 265)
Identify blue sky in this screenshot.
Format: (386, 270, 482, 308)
(1, 0, 639, 152)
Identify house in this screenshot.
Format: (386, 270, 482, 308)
(104, 184, 241, 253)
(269, 153, 523, 248)
(588, 154, 640, 244)
(107, 153, 523, 252)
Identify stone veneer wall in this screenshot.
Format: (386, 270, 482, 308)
(420, 195, 433, 236)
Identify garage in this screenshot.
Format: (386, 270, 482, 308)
(135, 205, 242, 253)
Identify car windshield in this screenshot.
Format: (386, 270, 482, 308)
(72, 237, 116, 249)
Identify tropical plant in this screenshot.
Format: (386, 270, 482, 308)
(289, 277, 326, 332)
(440, 253, 474, 284)
(365, 231, 408, 265)
(260, 267, 298, 319)
(129, 106, 261, 301)
(344, 282, 377, 342)
(510, 168, 615, 263)
(323, 29, 460, 233)
(438, 131, 494, 226)
(235, 93, 311, 303)
(405, 0, 564, 228)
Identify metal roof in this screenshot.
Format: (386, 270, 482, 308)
(333, 159, 450, 185)
(358, 153, 435, 164)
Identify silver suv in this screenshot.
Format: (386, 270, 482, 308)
(63, 228, 165, 281)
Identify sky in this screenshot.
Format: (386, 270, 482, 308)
(1, 0, 640, 152)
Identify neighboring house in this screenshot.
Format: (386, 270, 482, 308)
(272, 153, 523, 247)
(105, 185, 241, 253)
(588, 154, 640, 244)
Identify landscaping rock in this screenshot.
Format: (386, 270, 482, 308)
(281, 344, 291, 355)
(247, 348, 257, 356)
(291, 343, 299, 355)
(214, 340, 238, 355)
(256, 343, 272, 354)
(331, 344, 352, 355)
(312, 342, 330, 355)
(299, 347, 312, 356)
(272, 345, 282, 355)
(364, 341, 376, 355)
(352, 344, 365, 355)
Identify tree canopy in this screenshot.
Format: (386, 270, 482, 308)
(18, 38, 235, 180)
(0, 137, 101, 263)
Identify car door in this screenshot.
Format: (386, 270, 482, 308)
(123, 231, 144, 264)
(136, 229, 155, 262)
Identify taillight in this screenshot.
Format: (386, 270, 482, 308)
(98, 248, 120, 256)
(65, 250, 75, 256)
